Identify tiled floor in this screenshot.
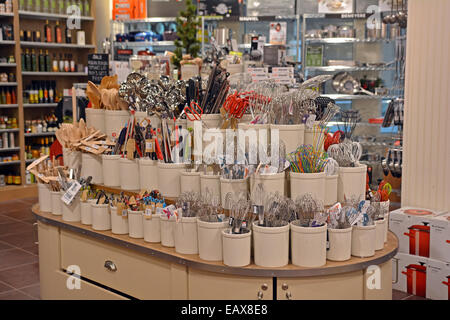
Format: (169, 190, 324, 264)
(0, 198, 427, 300)
(0, 197, 40, 300)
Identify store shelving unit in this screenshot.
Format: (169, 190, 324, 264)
(0, 0, 96, 198)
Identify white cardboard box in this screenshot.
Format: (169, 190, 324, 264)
(389, 207, 446, 257)
(426, 258, 450, 300)
(430, 212, 450, 263)
(392, 252, 429, 297)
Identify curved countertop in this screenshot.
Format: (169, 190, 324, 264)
(32, 204, 398, 278)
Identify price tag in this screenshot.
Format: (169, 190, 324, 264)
(84, 146, 93, 153)
(306, 114, 316, 129)
(141, 119, 148, 128)
(121, 209, 128, 219)
(144, 208, 153, 220)
(145, 139, 155, 153)
(61, 180, 82, 205)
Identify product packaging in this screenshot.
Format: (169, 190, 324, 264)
(430, 212, 450, 263)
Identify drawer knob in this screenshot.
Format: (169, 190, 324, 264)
(261, 284, 268, 291)
(282, 283, 289, 291)
(286, 292, 292, 300)
(104, 260, 117, 272)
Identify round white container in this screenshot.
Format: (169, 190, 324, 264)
(253, 221, 290, 267)
(220, 178, 248, 210)
(304, 122, 324, 151)
(80, 199, 95, 225)
(226, 63, 243, 75)
(160, 214, 176, 247)
(157, 162, 186, 198)
(222, 229, 252, 267)
(150, 115, 161, 130)
(85, 108, 105, 133)
(237, 123, 270, 159)
(63, 149, 81, 171)
(175, 217, 199, 255)
(337, 165, 367, 203)
(251, 172, 286, 197)
(50, 191, 62, 216)
(202, 128, 225, 157)
(375, 219, 386, 251)
(102, 154, 121, 187)
(92, 203, 111, 231)
(81, 153, 103, 184)
(325, 174, 338, 206)
(180, 171, 201, 194)
(135, 111, 148, 124)
(351, 224, 376, 258)
(291, 222, 327, 267)
(119, 158, 140, 191)
(327, 227, 352, 262)
(239, 114, 253, 124)
(202, 114, 223, 129)
(38, 183, 52, 212)
(104, 110, 129, 141)
(270, 124, 305, 155)
(139, 159, 158, 191)
(127, 210, 144, 239)
(197, 218, 228, 261)
(143, 214, 161, 243)
(110, 206, 128, 235)
(200, 174, 221, 199)
(290, 172, 325, 202)
(61, 194, 81, 222)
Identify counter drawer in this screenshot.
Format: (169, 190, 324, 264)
(60, 229, 186, 299)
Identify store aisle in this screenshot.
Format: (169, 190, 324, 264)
(0, 197, 40, 300)
(0, 198, 426, 301)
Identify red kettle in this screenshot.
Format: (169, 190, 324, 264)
(404, 223, 430, 257)
(443, 276, 450, 300)
(402, 263, 427, 297)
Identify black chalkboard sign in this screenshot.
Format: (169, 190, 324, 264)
(88, 54, 109, 84)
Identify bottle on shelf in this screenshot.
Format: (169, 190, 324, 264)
(50, 0, 57, 13)
(26, 0, 34, 11)
(44, 20, 52, 43)
(69, 54, 75, 72)
(35, 0, 42, 12)
(31, 49, 38, 72)
(39, 49, 45, 72)
(49, 81, 54, 102)
(65, 26, 72, 44)
(25, 49, 31, 72)
(6, 89, 11, 105)
(11, 88, 16, 104)
(83, 0, 90, 16)
(43, 0, 50, 13)
(21, 50, 26, 72)
(55, 20, 63, 44)
(58, 53, 64, 72)
(64, 54, 69, 72)
(52, 53, 58, 72)
(45, 50, 51, 72)
(38, 81, 44, 104)
(44, 81, 49, 103)
(0, 89, 6, 105)
(58, 0, 65, 14)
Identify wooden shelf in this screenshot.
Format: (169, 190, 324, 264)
(0, 63, 17, 67)
(22, 72, 88, 76)
(21, 41, 96, 49)
(0, 104, 19, 108)
(25, 132, 56, 137)
(0, 160, 21, 166)
(0, 129, 19, 133)
(0, 12, 14, 17)
(0, 82, 17, 86)
(23, 103, 58, 108)
(0, 40, 15, 45)
(19, 10, 94, 21)
(0, 147, 20, 152)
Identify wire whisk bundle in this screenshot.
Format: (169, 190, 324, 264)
(294, 193, 328, 227)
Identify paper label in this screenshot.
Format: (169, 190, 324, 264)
(141, 119, 148, 128)
(61, 180, 82, 205)
(145, 139, 155, 153)
(144, 208, 153, 220)
(121, 209, 128, 219)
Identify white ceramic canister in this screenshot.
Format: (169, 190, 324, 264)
(325, 174, 338, 206)
(38, 183, 52, 212)
(290, 171, 325, 202)
(226, 63, 243, 75)
(380, 200, 390, 243)
(197, 218, 228, 261)
(327, 227, 352, 262)
(237, 123, 270, 162)
(270, 124, 305, 155)
(200, 173, 221, 199)
(180, 171, 201, 194)
(222, 229, 252, 267)
(160, 213, 176, 247)
(157, 162, 186, 198)
(290, 221, 327, 267)
(85, 108, 105, 133)
(63, 149, 81, 172)
(81, 153, 103, 184)
(119, 158, 140, 191)
(80, 199, 95, 225)
(127, 209, 144, 239)
(202, 128, 226, 158)
(252, 221, 290, 267)
(91, 203, 111, 231)
(220, 178, 248, 210)
(251, 172, 286, 197)
(61, 193, 81, 222)
(50, 191, 62, 216)
(102, 154, 121, 187)
(175, 217, 199, 255)
(143, 212, 161, 243)
(375, 219, 386, 251)
(351, 224, 376, 258)
(139, 158, 158, 191)
(110, 206, 129, 235)
(202, 114, 223, 129)
(337, 164, 367, 203)
(104, 110, 129, 141)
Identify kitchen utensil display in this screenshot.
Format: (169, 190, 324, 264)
(402, 263, 427, 297)
(404, 223, 431, 257)
(332, 72, 375, 96)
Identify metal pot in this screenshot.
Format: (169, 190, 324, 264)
(214, 28, 230, 46)
(402, 263, 427, 297)
(338, 26, 355, 38)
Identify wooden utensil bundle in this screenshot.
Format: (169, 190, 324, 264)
(26, 155, 67, 189)
(86, 75, 128, 110)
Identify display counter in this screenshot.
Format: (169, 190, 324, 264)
(33, 204, 398, 300)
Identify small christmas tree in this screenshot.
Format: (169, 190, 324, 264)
(172, 0, 201, 68)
